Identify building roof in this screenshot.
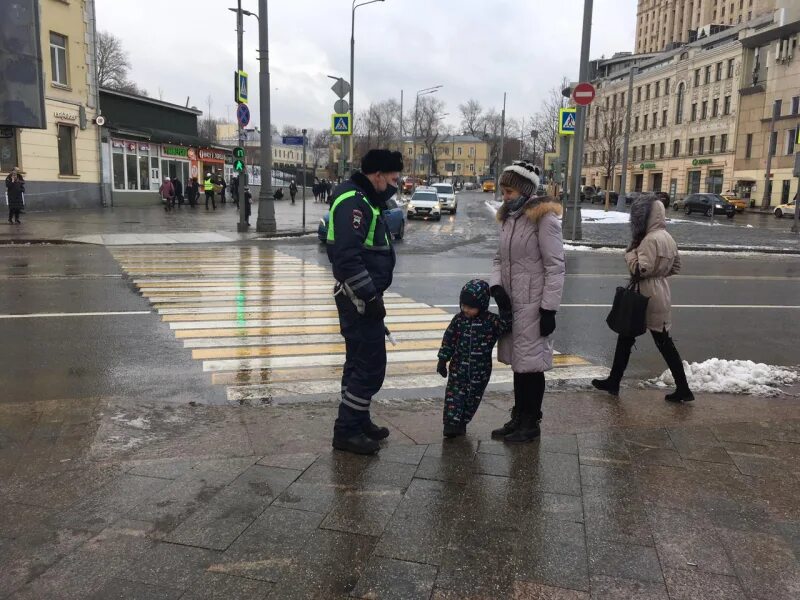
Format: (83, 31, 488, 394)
(100, 88, 203, 116)
(403, 134, 485, 143)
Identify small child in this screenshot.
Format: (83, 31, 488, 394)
(437, 279, 512, 438)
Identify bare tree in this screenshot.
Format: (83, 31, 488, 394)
(281, 125, 301, 136)
(458, 99, 483, 136)
(198, 95, 218, 143)
(414, 95, 447, 176)
(354, 99, 401, 156)
(586, 102, 627, 189)
(96, 31, 148, 96)
(531, 76, 570, 159)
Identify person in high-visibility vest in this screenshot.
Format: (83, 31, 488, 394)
(327, 149, 403, 455)
(203, 173, 216, 210)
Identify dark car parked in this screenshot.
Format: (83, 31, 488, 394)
(682, 193, 735, 218)
(589, 189, 619, 204)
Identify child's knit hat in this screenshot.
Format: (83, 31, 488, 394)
(460, 279, 490, 312)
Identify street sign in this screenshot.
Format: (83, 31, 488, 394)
(334, 99, 349, 114)
(233, 158, 245, 173)
(331, 78, 350, 99)
(572, 82, 596, 106)
(282, 136, 304, 146)
(236, 70, 248, 104)
(558, 108, 576, 135)
(236, 103, 250, 127)
(233, 147, 245, 159)
(331, 113, 352, 135)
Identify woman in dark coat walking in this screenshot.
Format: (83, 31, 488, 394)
(5, 168, 25, 224)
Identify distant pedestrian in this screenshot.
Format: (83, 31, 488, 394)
(490, 161, 565, 443)
(592, 194, 694, 402)
(5, 167, 25, 224)
(218, 176, 227, 204)
(244, 186, 252, 225)
(325, 179, 332, 203)
(186, 177, 199, 207)
(159, 176, 175, 211)
(437, 279, 512, 438)
(171, 176, 184, 206)
(231, 175, 240, 207)
(289, 179, 298, 204)
(203, 172, 216, 210)
(313, 178, 320, 202)
(273, 187, 284, 201)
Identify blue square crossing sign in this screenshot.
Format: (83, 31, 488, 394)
(236, 70, 248, 104)
(331, 113, 352, 135)
(558, 107, 576, 135)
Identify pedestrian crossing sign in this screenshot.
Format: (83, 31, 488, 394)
(559, 107, 576, 135)
(331, 113, 352, 135)
(236, 70, 248, 104)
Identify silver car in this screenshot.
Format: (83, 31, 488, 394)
(431, 183, 457, 214)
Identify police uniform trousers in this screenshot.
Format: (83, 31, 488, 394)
(334, 292, 387, 435)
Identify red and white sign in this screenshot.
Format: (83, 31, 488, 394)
(572, 82, 596, 106)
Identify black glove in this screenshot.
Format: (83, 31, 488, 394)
(364, 296, 386, 320)
(490, 286, 512, 312)
(539, 309, 556, 337)
(437, 359, 448, 378)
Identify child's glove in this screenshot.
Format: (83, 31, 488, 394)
(437, 359, 448, 378)
(490, 286, 512, 313)
(539, 309, 557, 337)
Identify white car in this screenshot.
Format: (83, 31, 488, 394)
(407, 187, 442, 221)
(431, 183, 457, 214)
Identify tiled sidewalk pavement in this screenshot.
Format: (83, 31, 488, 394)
(2, 389, 800, 599)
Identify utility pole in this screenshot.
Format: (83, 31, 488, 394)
(494, 92, 506, 194)
(762, 99, 780, 209)
(235, 0, 248, 231)
(568, 0, 594, 240)
(617, 64, 636, 210)
(302, 128, 307, 231)
(255, 0, 276, 232)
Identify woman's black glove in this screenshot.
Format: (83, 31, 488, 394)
(437, 359, 448, 378)
(539, 309, 557, 337)
(364, 296, 386, 320)
(490, 286, 512, 312)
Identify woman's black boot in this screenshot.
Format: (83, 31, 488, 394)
(491, 406, 519, 438)
(504, 412, 540, 443)
(592, 335, 635, 396)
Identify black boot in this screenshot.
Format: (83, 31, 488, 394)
(503, 412, 541, 443)
(443, 423, 466, 438)
(332, 432, 380, 455)
(491, 407, 519, 438)
(654, 332, 694, 403)
(592, 335, 634, 396)
(362, 419, 390, 440)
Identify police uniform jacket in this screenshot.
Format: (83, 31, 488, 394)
(326, 172, 396, 301)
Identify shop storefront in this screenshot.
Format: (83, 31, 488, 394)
(161, 145, 191, 186)
(111, 139, 158, 194)
(197, 148, 226, 180)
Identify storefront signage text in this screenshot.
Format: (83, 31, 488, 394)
(54, 111, 78, 121)
(162, 145, 189, 158)
(692, 158, 713, 166)
(198, 148, 226, 162)
(639, 162, 657, 169)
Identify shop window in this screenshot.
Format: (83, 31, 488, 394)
(687, 170, 701, 194)
(126, 153, 138, 189)
(0, 128, 19, 172)
(745, 133, 753, 158)
(57, 124, 75, 175)
(50, 32, 68, 85)
(707, 169, 723, 194)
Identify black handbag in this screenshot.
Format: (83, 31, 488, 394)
(606, 278, 649, 337)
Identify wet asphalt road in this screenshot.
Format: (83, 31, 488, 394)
(0, 190, 798, 406)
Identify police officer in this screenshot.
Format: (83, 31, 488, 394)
(203, 173, 216, 210)
(327, 149, 404, 455)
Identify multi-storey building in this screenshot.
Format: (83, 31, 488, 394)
(0, 0, 103, 209)
(583, 15, 775, 198)
(635, 0, 776, 54)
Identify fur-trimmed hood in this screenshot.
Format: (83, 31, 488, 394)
(630, 195, 666, 241)
(497, 196, 563, 223)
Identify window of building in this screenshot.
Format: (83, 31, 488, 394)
(675, 83, 684, 124)
(652, 112, 658, 129)
(621, 91, 625, 105)
(704, 66, 711, 84)
(646, 84, 651, 100)
(694, 69, 700, 86)
(634, 115, 639, 132)
(712, 98, 719, 117)
(745, 133, 753, 158)
(0, 128, 19, 172)
(727, 58, 735, 78)
(691, 103, 697, 121)
(698, 137, 705, 155)
(710, 135, 716, 153)
(591, 151, 597, 164)
(665, 78, 670, 94)
(721, 4, 726, 16)
(707, 169, 723, 194)
(632, 147, 637, 161)
(650, 144, 655, 159)
(687, 170, 701, 193)
(605, 96, 609, 109)
(769, 131, 778, 156)
(457, 147, 462, 156)
(792, 96, 799, 115)
(602, 151, 607, 164)
(637, 87, 642, 102)
(748, 10, 751, 19)
(50, 32, 68, 86)
(662, 109, 667, 127)
(701, 100, 708, 119)
(643, 115, 648, 130)
(659, 142, 665, 158)
(715, 62, 722, 81)
(469, 147, 475, 157)
(723, 95, 731, 116)
(688, 138, 694, 155)
(721, 134, 728, 152)
(57, 124, 75, 175)
(774, 98, 782, 117)
(655, 81, 660, 97)
(786, 129, 796, 155)
(673, 139, 681, 157)
(642, 145, 646, 159)
(617, 148, 621, 161)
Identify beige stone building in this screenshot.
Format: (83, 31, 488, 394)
(583, 16, 776, 199)
(1, 0, 103, 209)
(635, 0, 776, 54)
(733, 8, 800, 206)
(402, 136, 490, 181)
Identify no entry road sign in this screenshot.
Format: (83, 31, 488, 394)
(572, 82, 596, 106)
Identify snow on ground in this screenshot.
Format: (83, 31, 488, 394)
(648, 359, 799, 396)
(486, 201, 691, 225)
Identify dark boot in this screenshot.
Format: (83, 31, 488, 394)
(503, 412, 541, 443)
(592, 335, 634, 396)
(443, 423, 466, 438)
(491, 407, 519, 438)
(362, 419, 390, 440)
(653, 331, 694, 402)
(332, 432, 380, 455)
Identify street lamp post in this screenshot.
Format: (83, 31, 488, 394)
(349, 0, 385, 175)
(228, 3, 249, 231)
(255, 0, 275, 232)
(412, 85, 442, 191)
(531, 129, 539, 167)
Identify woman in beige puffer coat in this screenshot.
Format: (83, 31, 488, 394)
(592, 195, 694, 402)
(489, 161, 565, 443)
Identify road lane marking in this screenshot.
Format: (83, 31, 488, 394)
(192, 338, 444, 360)
(156, 301, 428, 314)
(173, 321, 449, 339)
(163, 307, 446, 323)
(169, 313, 456, 330)
(185, 329, 449, 348)
(0, 311, 151, 319)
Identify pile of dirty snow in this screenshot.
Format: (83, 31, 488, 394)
(649, 359, 798, 396)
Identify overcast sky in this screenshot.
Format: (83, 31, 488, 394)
(96, 0, 637, 132)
